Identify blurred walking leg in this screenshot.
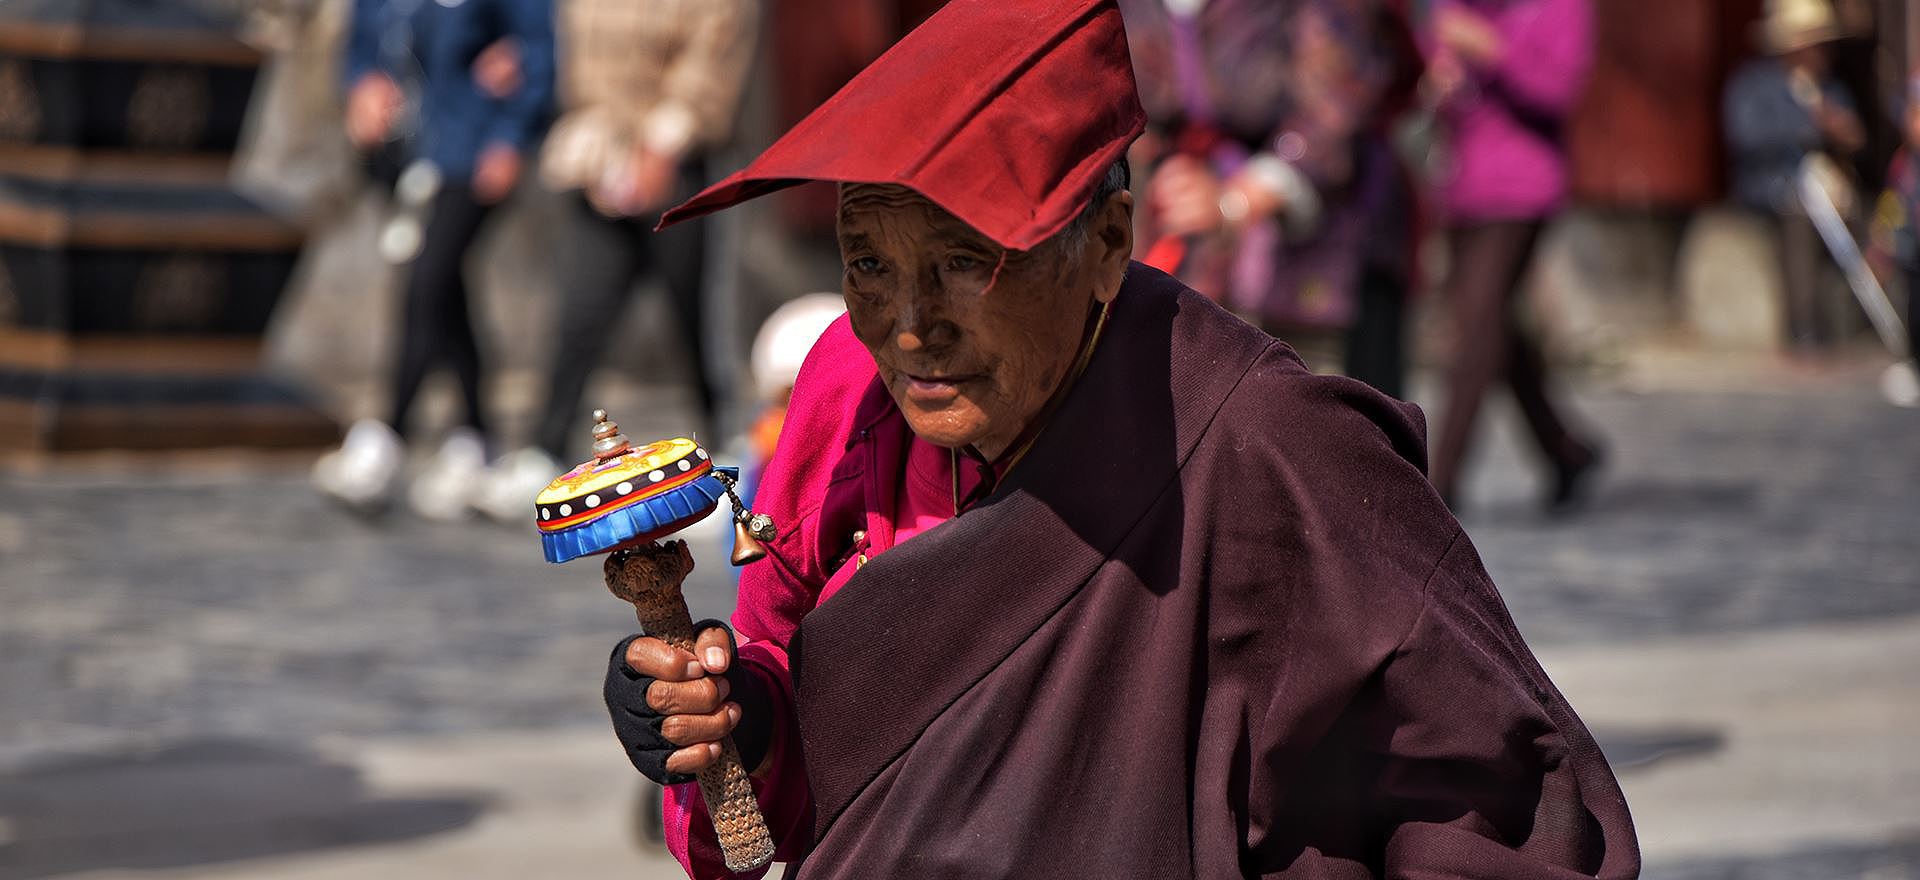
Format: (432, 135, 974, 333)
(1779, 212, 1827, 354)
(1907, 263, 1920, 372)
(440, 239, 489, 437)
(1502, 264, 1598, 509)
(317, 182, 493, 513)
(532, 194, 646, 459)
(1885, 262, 1920, 407)
(1343, 263, 1408, 400)
(1429, 220, 1543, 504)
(388, 184, 495, 436)
(393, 184, 497, 520)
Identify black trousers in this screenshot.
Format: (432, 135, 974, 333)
(534, 191, 712, 459)
(1429, 220, 1589, 500)
(1343, 263, 1408, 400)
(388, 183, 493, 438)
(1776, 212, 1831, 352)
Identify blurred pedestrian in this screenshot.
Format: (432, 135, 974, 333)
(745, 295, 847, 487)
(1123, 0, 1423, 399)
(1724, 0, 1867, 356)
(1421, 0, 1601, 512)
(1869, 75, 1920, 405)
(473, 0, 761, 522)
(312, 0, 555, 518)
(729, 294, 846, 565)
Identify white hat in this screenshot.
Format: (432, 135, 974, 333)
(751, 294, 846, 403)
(1761, 0, 1840, 54)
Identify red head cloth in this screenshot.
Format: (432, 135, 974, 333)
(657, 0, 1145, 252)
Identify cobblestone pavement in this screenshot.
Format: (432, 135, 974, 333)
(0, 377, 1916, 879)
(1455, 382, 1919, 644)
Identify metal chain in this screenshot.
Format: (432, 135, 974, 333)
(710, 469, 755, 526)
(710, 469, 777, 541)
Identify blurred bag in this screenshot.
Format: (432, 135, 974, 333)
(232, 0, 362, 227)
(1241, 205, 1363, 332)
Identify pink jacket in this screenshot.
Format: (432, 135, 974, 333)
(1428, 0, 1593, 221)
(664, 315, 893, 878)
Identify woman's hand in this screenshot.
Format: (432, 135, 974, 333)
(1423, 52, 1470, 106)
(1149, 155, 1287, 237)
(605, 624, 744, 782)
(1818, 103, 1867, 154)
(345, 73, 403, 150)
(1434, 4, 1504, 68)
(472, 144, 523, 205)
(472, 37, 523, 99)
(590, 148, 679, 217)
(1149, 155, 1226, 237)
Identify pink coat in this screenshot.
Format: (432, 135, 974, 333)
(661, 312, 875, 877)
(1428, 0, 1593, 221)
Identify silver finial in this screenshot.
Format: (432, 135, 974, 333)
(589, 409, 631, 460)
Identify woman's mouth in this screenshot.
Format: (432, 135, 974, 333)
(902, 372, 978, 404)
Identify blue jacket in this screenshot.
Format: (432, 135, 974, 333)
(344, 0, 555, 179)
(1724, 58, 1855, 214)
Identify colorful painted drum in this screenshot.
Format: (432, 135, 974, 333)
(535, 437, 734, 563)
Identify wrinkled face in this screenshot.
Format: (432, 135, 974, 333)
(837, 184, 1130, 459)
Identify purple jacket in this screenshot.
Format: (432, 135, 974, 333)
(1428, 0, 1593, 221)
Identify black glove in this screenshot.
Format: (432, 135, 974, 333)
(604, 620, 776, 786)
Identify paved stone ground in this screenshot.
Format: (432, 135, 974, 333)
(1, 371, 1916, 879)
(1456, 381, 1920, 644)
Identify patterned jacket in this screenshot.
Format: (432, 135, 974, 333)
(540, 0, 760, 191)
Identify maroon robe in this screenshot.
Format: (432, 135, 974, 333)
(721, 264, 1637, 878)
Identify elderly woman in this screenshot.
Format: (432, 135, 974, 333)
(600, 1, 1638, 877)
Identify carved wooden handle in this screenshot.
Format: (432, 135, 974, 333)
(607, 546, 775, 873)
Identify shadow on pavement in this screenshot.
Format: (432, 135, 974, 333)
(1582, 479, 1761, 519)
(1467, 477, 1760, 528)
(1644, 834, 1920, 880)
(1593, 725, 1725, 773)
(0, 739, 485, 879)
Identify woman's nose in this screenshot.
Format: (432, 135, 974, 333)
(897, 318, 956, 352)
(895, 272, 955, 352)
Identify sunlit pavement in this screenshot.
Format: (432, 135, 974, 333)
(2, 365, 1916, 879)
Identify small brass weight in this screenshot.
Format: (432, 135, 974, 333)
(535, 411, 776, 871)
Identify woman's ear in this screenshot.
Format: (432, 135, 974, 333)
(1092, 190, 1134, 304)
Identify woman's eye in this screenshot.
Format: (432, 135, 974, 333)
(946, 253, 981, 272)
(849, 256, 885, 275)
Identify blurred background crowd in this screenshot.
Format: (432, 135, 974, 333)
(282, 0, 1914, 519)
(0, 0, 1917, 878)
(6, 0, 1913, 501)
(0, 0, 1908, 496)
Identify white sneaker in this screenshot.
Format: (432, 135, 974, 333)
(408, 427, 488, 521)
(474, 446, 566, 525)
(1881, 362, 1920, 408)
(313, 419, 405, 513)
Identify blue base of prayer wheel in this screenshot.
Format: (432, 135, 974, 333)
(540, 467, 735, 563)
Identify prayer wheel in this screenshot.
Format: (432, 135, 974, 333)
(0, 0, 334, 451)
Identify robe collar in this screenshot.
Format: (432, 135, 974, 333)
(955, 296, 1114, 513)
